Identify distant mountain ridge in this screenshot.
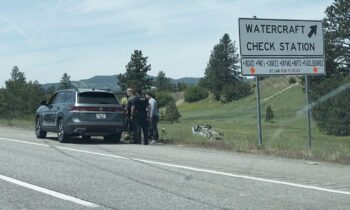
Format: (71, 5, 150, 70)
(41, 75, 200, 91)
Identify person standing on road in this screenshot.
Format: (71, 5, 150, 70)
(145, 92, 159, 144)
(131, 90, 149, 145)
(125, 88, 136, 139)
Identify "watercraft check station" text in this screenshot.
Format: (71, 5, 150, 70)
(245, 24, 315, 52)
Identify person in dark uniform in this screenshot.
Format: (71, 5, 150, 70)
(125, 88, 136, 137)
(131, 90, 149, 145)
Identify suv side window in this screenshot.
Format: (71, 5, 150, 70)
(53, 92, 65, 104)
(48, 93, 57, 105)
(64, 92, 75, 104)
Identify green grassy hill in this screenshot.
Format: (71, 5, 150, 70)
(160, 77, 350, 163)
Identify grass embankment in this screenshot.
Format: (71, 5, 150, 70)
(159, 77, 350, 164)
(0, 117, 34, 130)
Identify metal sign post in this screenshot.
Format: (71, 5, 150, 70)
(256, 76, 263, 146)
(305, 76, 312, 148)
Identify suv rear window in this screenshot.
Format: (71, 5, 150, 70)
(78, 92, 119, 104)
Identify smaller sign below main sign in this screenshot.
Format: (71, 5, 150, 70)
(241, 57, 325, 75)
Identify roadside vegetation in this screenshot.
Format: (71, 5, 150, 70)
(159, 77, 350, 163)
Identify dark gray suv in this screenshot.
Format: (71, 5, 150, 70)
(35, 89, 125, 143)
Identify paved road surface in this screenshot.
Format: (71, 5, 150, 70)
(0, 127, 349, 209)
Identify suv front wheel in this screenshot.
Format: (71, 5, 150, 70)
(57, 118, 70, 143)
(35, 117, 47, 138)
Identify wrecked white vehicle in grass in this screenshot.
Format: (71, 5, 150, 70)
(192, 125, 224, 140)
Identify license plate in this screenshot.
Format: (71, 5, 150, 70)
(96, 113, 106, 119)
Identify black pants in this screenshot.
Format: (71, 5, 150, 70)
(127, 116, 134, 134)
(149, 116, 159, 141)
(134, 115, 148, 145)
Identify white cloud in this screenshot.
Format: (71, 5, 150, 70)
(61, 0, 124, 16)
(0, 16, 32, 41)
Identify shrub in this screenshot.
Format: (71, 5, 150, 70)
(155, 91, 174, 108)
(163, 100, 181, 122)
(289, 77, 297, 84)
(265, 105, 274, 122)
(159, 108, 166, 120)
(220, 82, 252, 103)
(184, 86, 209, 102)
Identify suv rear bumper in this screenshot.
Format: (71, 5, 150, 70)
(65, 122, 124, 136)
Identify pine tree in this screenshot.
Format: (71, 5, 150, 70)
(176, 82, 187, 92)
(59, 73, 73, 90)
(0, 67, 45, 119)
(10, 66, 26, 83)
(201, 33, 250, 101)
(4, 66, 27, 118)
(117, 50, 153, 91)
(155, 71, 171, 91)
(309, 0, 350, 135)
(202, 34, 239, 98)
(201, 34, 239, 98)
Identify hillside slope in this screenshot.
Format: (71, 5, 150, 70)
(42, 75, 200, 91)
(160, 77, 350, 163)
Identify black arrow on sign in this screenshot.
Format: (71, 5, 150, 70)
(308, 25, 317, 38)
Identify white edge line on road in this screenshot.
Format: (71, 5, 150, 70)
(1, 137, 350, 196)
(0, 137, 49, 147)
(55, 146, 129, 160)
(0, 175, 99, 208)
(133, 159, 350, 196)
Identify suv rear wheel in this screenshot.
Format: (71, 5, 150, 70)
(104, 133, 121, 144)
(35, 117, 47, 138)
(57, 118, 70, 143)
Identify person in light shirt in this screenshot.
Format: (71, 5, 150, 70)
(145, 92, 159, 144)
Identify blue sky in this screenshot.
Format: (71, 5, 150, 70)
(0, 0, 333, 86)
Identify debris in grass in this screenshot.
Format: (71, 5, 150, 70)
(192, 125, 224, 140)
(305, 161, 319, 165)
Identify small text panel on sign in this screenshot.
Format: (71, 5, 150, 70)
(241, 57, 325, 76)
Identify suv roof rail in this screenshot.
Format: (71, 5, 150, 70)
(75, 88, 114, 93)
(94, 88, 112, 91)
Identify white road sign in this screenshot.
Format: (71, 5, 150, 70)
(239, 18, 324, 56)
(239, 18, 325, 75)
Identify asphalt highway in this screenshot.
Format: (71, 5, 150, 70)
(0, 127, 349, 210)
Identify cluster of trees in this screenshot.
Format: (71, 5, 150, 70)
(309, 0, 350, 135)
(116, 32, 254, 120)
(117, 51, 187, 93)
(0, 67, 77, 120)
(117, 50, 181, 122)
(0, 67, 46, 119)
(154, 71, 187, 92)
